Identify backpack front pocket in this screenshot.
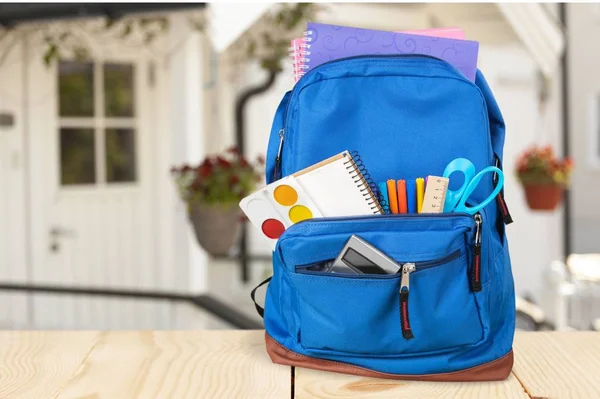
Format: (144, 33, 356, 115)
(277, 214, 485, 357)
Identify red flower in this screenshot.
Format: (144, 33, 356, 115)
(200, 157, 214, 168)
(230, 175, 240, 185)
(563, 157, 574, 167)
(216, 156, 231, 169)
(198, 162, 213, 178)
(227, 146, 240, 156)
(190, 179, 201, 191)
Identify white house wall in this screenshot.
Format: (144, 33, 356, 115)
(567, 4, 600, 254)
(0, 34, 30, 329)
(0, 11, 211, 329)
(167, 13, 208, 294)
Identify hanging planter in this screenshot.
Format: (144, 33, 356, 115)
(171, 147, 264, 256)
(515, 145, 573, 211)
(522, 183, 563, 211)
(188, 203, 242, 257)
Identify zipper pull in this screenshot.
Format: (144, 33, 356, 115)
(494, 156, 514, 225)
(471, 213, 483, 292)
(273, 129, 285, 181)
(400, 263, 415, 340)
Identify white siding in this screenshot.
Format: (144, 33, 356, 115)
(567, 4, 600, 254)
(0, 11, 210, 329)
(0, 34, 30, 328)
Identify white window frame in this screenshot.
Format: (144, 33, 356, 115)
(58, 60, 138, 189)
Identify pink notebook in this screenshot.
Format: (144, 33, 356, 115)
(290, 25, 474, 82)
(401, 27, 465, 39)
(290, 37, 308, 82)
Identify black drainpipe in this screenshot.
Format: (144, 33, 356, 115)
(234, 70, 278, 282)
(559, 4, 572, 257)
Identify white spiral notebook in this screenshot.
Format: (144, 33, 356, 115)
(293, 151, 383, 217)
(239, 151, 383, 248)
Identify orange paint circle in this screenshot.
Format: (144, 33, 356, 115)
(288, 205, 313, 223)
(273, 185, 298, 206)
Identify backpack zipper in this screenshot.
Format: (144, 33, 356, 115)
(274, 54, 472, 181)
(470, 213, 483, 292)
(296, 248, 462, 275)
(400, 262, 416, 340)
(281, 212, 473, 238)
(494, 154, 513, 225)
(274, 128, 285, 181)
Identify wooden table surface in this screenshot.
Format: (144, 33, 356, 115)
(0, 331, 598, 399)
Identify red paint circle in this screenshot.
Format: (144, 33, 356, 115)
(261, 219, 285, 239)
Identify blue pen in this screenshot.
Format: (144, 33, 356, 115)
(406, 179, 417, 214)
(378, 182, 390, 214)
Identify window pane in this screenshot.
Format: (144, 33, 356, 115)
(104, 63, 135, 117)
(60, 128, 96, 185)
(106, 128, 136, 183)
(58, 61, 94, 117)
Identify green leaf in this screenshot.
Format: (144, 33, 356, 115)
(73, 45, 89, 61)
(105, 18, 117, 29)
(43, 44, 58, 67)
(262, 31, 274, 47)
(246, 39, 257, 57)
(144, 32, 156, 45)
(188, 17, 204, 32)
(159, 17, 169, 32)
(120, 22, 133, 38)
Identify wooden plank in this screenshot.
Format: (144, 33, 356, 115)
(514, 331, 600, 399)
(295, 367, 528, 398)
(57, 330, 290, 399)
(0, 331, 99, 399)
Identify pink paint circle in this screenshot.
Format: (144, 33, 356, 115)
(261, 219, 285, 239)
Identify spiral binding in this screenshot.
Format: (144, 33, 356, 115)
(343, 151, 386, 214)
(289, 31, 313, 82)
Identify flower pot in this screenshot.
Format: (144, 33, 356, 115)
(188, 204, 241, 257)
(523, 184, 563, 211)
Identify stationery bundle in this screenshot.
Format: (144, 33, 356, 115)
(381, 176, 445, 214)
(290, 23, 479, 82)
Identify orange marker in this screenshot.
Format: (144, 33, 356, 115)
(397, 180, 408, 214)
(387, 180, 399, 214)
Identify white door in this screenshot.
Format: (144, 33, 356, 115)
(0, 37, 30, 329)
(26, 39, 170, 329)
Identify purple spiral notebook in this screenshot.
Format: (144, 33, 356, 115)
(305, 22, 479, 81)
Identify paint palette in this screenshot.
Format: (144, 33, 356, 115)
(239, 176, 323, 249)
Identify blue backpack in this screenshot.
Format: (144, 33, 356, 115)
(251, 55, 516, 381)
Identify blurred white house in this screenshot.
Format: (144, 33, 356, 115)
(0, 3, 598, 330)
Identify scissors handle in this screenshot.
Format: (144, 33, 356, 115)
(454, 167, 505, 215)
(442, 158, 476, 212)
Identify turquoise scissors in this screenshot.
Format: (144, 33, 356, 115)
(443, 158, 505, 214)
